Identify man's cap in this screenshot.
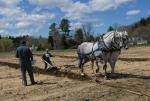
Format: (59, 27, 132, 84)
(46, 48, 49, 51)
(21, 40, 26, 44)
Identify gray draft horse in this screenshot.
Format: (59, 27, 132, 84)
(77, 31, 129, 77)
(102, 31, 129, 77)
(77, 41, 102, 76)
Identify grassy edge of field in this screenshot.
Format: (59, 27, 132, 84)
(0, 45, 149, 57)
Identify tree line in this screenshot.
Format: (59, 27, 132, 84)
(106, 15, 150, 44)
(1, 16, 149, 52)
(0, 35, 49, 52)
(0, 18, 98, 51)
(48, 18, 95, 49)
(123, 15, 150, 44)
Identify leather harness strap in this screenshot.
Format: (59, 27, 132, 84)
(101, 35, 110, 51)
(101, 35, 121, 52)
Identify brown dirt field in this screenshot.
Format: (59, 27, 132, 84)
(0, 46, 150, 101)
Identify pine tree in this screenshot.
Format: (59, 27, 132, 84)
(59, 18, 70, 36)
(74, 28, 84, 44)
(107, 26, 114, 32)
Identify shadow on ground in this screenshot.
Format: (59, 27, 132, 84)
(0, 61, 149, 81)
(105, 72, 150, 80)
(0, 61, 92, 81)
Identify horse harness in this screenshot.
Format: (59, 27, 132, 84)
(101, 33, 121, 52)
(78, 42, 102, 60)
(79, 31, 122, 60)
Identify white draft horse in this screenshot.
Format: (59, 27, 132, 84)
(77, 31, 129, 77)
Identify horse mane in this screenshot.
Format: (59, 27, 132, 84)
(103, 31, 116, 39)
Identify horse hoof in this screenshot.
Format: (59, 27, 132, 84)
(104, 76, 109, 80)
(96, 69, 99, 73)
(111, 73, 117, 78)
(80, 73, 85, 76)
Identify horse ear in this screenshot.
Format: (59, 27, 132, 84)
(114, 31, 117, 37)
(114, 30, 119, 37)
(124, 31, 128, 35)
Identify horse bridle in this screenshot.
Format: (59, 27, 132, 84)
(101, 31, 121, 51)
(112, 32, 122, 49)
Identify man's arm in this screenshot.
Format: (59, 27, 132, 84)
(49, 52, 53, 57)
(42, 54, 45, 61)
(16, 49, 19, 58)
(28, 49, 33, 61)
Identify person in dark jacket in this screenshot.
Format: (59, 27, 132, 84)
(42, 49, 53, 70)
(16, 41, 37, 86)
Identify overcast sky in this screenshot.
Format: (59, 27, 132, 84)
(0, 0, 150, 37)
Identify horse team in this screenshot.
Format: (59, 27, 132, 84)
(77, 30, 129, 78)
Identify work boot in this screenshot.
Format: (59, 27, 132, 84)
(31, 81, 37, 85)
(22, 80, 27, 86)
(29, 73, 36, 85)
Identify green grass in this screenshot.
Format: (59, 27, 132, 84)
(0, 51, 15, 56)
(51, 49, 76, 52)
(1, 44, 150, 56)
(34, 49, 76, 54)
(0, 49, 76, 57)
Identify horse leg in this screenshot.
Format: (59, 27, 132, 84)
(95, 60, 100, 73)
(78, 58, 81, 68)
(109, 60, 116, 77)
(79, 58, 85, 76)
(91, 60, 95, 74)
(103, 62, 107, 79)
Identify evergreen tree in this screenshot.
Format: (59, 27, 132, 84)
(74, 28, 84, 44)
(49, 23, 61, 49)
(107, 26, 114, 32)
(48, 36, 54, 49)
(61, 34, 68, 49)
(59, 18, 70, 36)
(140, 18, 146, 26)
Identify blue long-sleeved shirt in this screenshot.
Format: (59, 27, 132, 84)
(16, 44, 33, 62)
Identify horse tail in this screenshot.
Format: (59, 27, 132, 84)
(77, 45, 81, 56)
(77, 45, 83, 59)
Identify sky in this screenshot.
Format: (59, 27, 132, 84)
(0, 0, 150, 37)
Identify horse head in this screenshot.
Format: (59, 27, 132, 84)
(121, 31, 129, 49)
(113, 31, 129, 50)
(113, 31, 122, 49)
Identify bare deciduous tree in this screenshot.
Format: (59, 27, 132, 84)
(81, 23, 93, 41)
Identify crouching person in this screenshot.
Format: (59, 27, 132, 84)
(42, 49, 53, 70)
(16, 41, 37, 86)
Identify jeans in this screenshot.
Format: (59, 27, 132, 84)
(20, 61, 35, 86)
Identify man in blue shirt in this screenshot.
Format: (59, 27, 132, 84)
(16, 41, 37, 86)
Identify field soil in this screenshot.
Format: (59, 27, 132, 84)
(0, 46, 150, 101)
